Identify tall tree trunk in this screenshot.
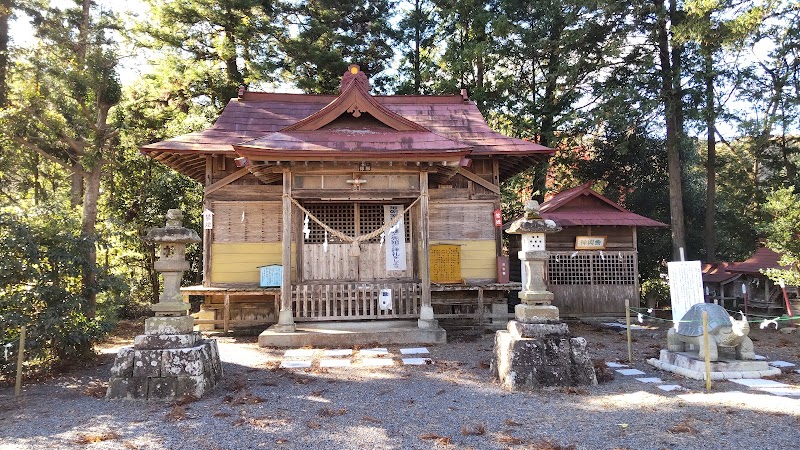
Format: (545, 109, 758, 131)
(81, 167, 103, 318)
(0, 0, 9, 106)
(413, 0, 421, 94)
(71, 164, 84, 207)
(655, 0, 687, 260)
(703, 49, 717, 263)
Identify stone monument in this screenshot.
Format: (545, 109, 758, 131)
(648, 303, 781, 380)
(107, 209, 223, 400)
(491, 201, 597, 388)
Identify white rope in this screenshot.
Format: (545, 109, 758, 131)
(287, 195, 421, 246)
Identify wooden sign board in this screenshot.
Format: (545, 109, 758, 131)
(575, 236, 607, 250)
(667, 260, 705, 328)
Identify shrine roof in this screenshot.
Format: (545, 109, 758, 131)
(726, 247, 790, 274)
(141, 65, 553, 175)
(701, 262, 740, 284)
(538, 183, 668, 227)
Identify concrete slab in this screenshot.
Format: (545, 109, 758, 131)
(635, 377, 663, 383)
(400, 347, 429, 355)
(616, 369, 646, 376)
(768, 360, 796, 368)
(402, 358, 432, 365)
(258, 320, 446, 348)
(605, 362, 629, 368)
(359, 348, 389, 357)
(657, 384, 684, 392)
(280, 360, 312, 369)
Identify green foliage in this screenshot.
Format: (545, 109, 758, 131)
(0, 206, 110, 379)
(761, 187, 800, 285)
(640, 278, 670, 310)
(281, 0, 398, 94)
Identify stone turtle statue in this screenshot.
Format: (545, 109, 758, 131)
(667, 303, 755, 361)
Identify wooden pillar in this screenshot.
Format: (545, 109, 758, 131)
(202, 155, 213, 287)
(276, 169, 296, 332)
(418, 170, 437, 328)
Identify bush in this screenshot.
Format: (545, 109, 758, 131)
(0, 210, 110, 381)
(640, 277, 670, 310)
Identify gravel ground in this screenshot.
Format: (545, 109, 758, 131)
(1, 320, 799, 450)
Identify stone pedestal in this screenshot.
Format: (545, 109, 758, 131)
(107, 209, 223, 400)
(493, 200, 597, 389)
(107, 330, 223, 400)
(492, 320, 597, 389)
(648, 350, 781, 381)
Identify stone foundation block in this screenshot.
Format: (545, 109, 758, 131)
(508, 320, 569, 339)
(515, 304, 560, 321)
(144, 316, 194, 335)
(109, 347, 134, 377)
(148, 377, 178, 400)
(106, 376, 148, 399)
(492, 329, 597, 389)
(176, 374, 214, 398)
(134, 332, 201, 350)
(133, 349, 163, 377)
(162, 347, 208, 377)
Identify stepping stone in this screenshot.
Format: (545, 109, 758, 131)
(402, 358, 432, 365)
(768, 360, 796, 368)
(280, 360, 312, 369)
(362, 358, 394, 367)
(754, 354, 767, 360)
(657, 384, 683, 392)
(605, 362, 629, 368)
(615, 368, 646, 376)
(320, 359, 351, 368)
(760, 386, 800, 397)
(359, 348, 389, 357)
(323, 349, 353, 357)
(284, 349, 315, 358)
(400, 347, 429, 355)
(635, 377, 663, 383)
(730, 378, 789, 388)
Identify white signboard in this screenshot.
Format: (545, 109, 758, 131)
(384, 205, 407, 271)
(202, 209, 214, 230)
(667, 260, 705, 328)
(379, 289, 393, 310)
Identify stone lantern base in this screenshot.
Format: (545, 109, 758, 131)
(107, 316, 222, 401)
(491, 319, 597, 389)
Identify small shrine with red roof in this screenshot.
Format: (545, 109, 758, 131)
(506, 182, 667, 317)
(142, 65, 553, 345)
(703, 246, 798, 313)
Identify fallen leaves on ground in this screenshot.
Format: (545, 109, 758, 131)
(361, 415, 381, 423)
(74, 431, 120, 444)
(164, 405, 189, 422)
(419, 433, 452, 445)
(460, 423, 486, 436)
(667, 420, 697, 434)
(319, 407, 347, 417)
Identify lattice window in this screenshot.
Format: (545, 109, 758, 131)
(304, 203, 411, 244)
(547, 251, 636, 286)
(548, 253, 592, 285)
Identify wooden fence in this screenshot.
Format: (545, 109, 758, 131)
(292, 282, 421, 321)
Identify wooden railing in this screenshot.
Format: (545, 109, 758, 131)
(292, 282, 421, 321)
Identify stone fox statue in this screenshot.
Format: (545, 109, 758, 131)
(667, 303, 755, 362)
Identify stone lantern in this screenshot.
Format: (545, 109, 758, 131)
(505, 200, 561, 322)
(491, 200, 597, 389)
(107, 209, 222, 400)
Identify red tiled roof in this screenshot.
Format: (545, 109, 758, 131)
(702, 262, 739, 283)
(726, 247, 790, 274)
(538, 183, 668, 227)
(141, 66, 553, 178)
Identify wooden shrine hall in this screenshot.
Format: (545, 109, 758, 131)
(141, 65, 553, 346)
